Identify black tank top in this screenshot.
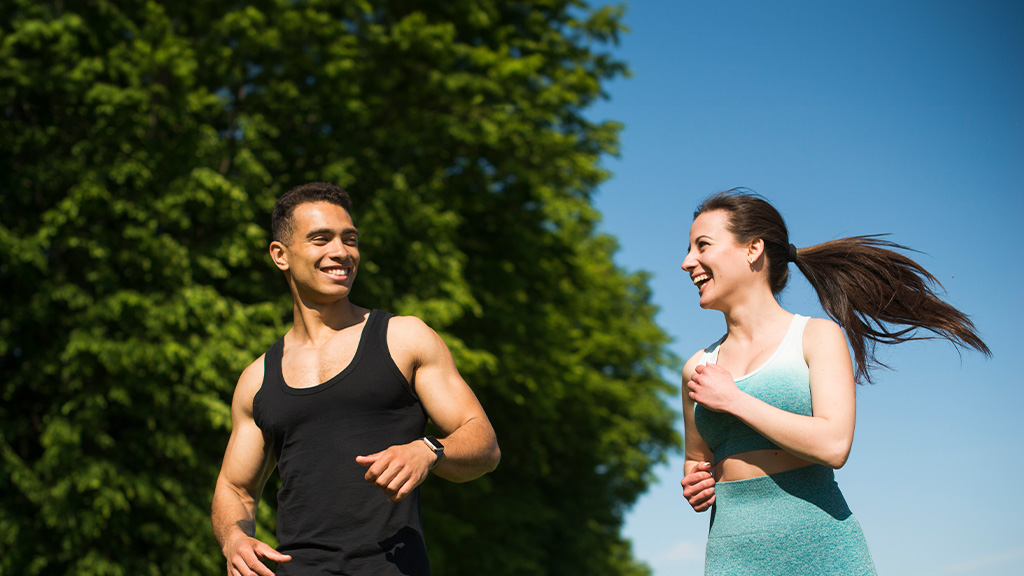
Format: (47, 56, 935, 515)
(253, 310, 430, 575)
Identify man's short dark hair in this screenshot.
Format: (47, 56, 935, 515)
(272, 182, 352, 244)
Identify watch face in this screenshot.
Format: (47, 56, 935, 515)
(424, 436, 444, 451)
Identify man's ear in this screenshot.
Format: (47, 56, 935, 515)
(747, 238, 765, 264)
(269, 241, 290, 271)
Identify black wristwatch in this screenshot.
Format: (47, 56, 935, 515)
(420, 436, 445, 469)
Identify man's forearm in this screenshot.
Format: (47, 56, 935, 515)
(211, 480, 259, 553)
(432, 417, 500, 482)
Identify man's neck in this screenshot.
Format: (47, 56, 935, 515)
(289, 296, 367, 346)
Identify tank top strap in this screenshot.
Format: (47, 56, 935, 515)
(264, 336, 285, 377)
(253, 336, 284, 427)
(699, 335, 726, 366)
(358, 309, 388, 364)
(779, 314, 810, 363)
(365, 309, 416, 398)
(363, 308, 387, 344)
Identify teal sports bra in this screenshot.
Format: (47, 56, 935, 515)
(693, 315, 812, 465)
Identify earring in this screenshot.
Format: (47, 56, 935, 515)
(748, 257, 754, 264)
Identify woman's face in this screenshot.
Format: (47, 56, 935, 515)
(681, 210, 752, 310)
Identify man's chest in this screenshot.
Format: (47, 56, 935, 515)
(280, 331, 416, 389)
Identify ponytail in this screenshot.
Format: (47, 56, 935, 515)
(793, 236, 990, 383)
(696, 189, 990, 383)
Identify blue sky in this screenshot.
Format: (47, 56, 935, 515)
(586, 2, 1024, 575)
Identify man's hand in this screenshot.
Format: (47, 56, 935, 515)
(224, 533, 291, 576)
(681, 461, 716, 512)
(356, 441, 436, 502)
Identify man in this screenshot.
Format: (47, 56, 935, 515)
(211, 182, 500, 576)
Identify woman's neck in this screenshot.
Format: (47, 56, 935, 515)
(720, 293, 790, 344)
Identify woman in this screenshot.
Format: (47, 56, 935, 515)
(679, 190, 989, 575)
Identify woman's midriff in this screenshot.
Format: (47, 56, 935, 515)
(713, 449, 817, 482)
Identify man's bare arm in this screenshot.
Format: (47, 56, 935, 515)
(356, 316, 499, 500)
(412, 327, 501, 482)
(211, 359, 291, 576)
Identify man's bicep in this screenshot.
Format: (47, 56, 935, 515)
(220, 417, 275, 494)
(219, 363, 275, 495)
(404, 323, 489, 435)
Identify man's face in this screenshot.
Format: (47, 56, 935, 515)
(271, 201, 360, 302)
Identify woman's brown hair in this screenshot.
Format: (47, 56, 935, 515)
(696, 189, 990, 383)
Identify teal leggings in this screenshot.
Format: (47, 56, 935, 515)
(705, 464, 876, 576)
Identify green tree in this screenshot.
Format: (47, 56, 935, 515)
(0, 1, 680, 574)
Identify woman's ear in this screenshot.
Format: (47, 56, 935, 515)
(747, 238, 765, 265)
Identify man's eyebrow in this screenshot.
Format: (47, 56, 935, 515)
(305, 227, 359, 238)
(305, 227, 333, 239)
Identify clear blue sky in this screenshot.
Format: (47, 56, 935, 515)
(586, 2, 1024, 575)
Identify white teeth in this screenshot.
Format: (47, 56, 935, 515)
(692, 274, 710, 287)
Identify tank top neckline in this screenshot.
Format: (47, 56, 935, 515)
(275, 309, 379, 395)
(704, 314, 804, 382)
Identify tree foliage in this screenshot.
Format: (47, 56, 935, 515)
(0, 1, 680, 574)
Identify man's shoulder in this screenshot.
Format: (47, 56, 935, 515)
(385, 313, 432, 334)
(240, 353, 268, 382)
(384, 314, 447, 361)
(238, 329, 289, 389)
(232, 353, 269, 415)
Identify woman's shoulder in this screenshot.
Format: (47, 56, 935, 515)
(682, 349, 706, 381)
(682, 341, 720, 380)
(802, 316, 844, 339)
(682, 330, 728, 380)
(800, 316, 850, 362)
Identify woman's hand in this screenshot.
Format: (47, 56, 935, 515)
(686, 363, 740, 413)
(680, 461, 716, 512)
